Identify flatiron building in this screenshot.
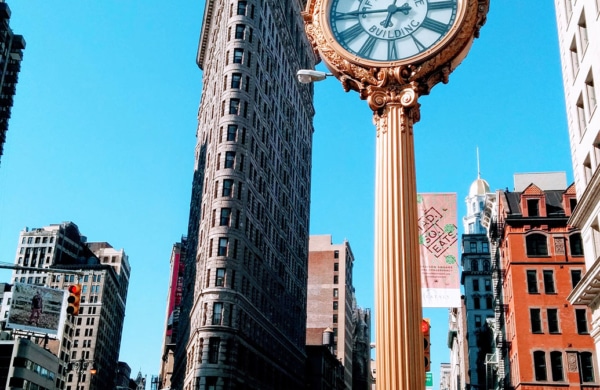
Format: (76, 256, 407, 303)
(172, 0, 317, 388)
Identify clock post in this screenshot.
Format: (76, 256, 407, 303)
(302, 0, 489, 389)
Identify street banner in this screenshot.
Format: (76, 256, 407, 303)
(418, 193, 461, 308)
(6, 283, 68, 337)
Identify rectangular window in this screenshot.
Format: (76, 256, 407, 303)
(233, 48, 244, 64)
(227, 125, 238, 141)
(220, 208, 231, 226)
(222, 179, 234, 197)
(218, 238, 228, 256)
(474, 315, 482, 328)
(485, 279, 492, 291)
(473, 279, 480, 291)
(527, 199, 540, 216)
(529, 309, 542, 333)
(333, 288, 338, 298)
(586, 72, 597, 113)
(212, 303, 223, 325)
(333, 275, 339, 284)
(543, 270, 556, 294)
(229, 98, 240, 115)
(237, 0, 247, 15)
(209, 338, 220, 363)
(576, 309, 589, 334)
(473, 297, 480, 309)
(571, 270, 582, 288)
(231, 73, 242, 89)
(333, 301, 338, 310)
(333, 314, 338, 324)
(547, 309, 559, 333)
(235, 24, 245, 39)
(470, 242, 477, 252)
(225, 152, 235, 168)
(216, 268, 225, 287)
(206, 377, 218, 390)
(482, 242, 489, 252)
(579, 17, 589, 52)
(334, 263, 339, 271)
(527, 270, 538, 293)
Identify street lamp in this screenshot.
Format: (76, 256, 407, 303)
(68, 358, 96, 389)
(296, 69, 332, 84)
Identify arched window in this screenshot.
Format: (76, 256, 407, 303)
(570, 233, 584, 256)
(550, 351, 564, 381)
(534, 351, 547, 381)
(580, 352, 595, 382)
(483, 260, 491, 271)
(471, 260, 479, 272)
(527, 234, 548, 256)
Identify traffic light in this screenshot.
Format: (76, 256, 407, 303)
(422, 318, 431, 372)
(67, 284, 82, 315)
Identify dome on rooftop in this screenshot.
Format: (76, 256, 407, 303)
(469, 177, 490, 197)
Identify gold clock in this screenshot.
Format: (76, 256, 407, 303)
(325, 0, 464, 66)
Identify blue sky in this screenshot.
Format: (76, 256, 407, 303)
(0, 1, 571, 388)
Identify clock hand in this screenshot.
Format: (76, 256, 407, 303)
(381, 0, 399, 28)
(380, 3, 412, 28)
(336, 8, 397, 18)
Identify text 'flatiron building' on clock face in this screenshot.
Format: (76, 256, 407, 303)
(171, 0, 317, 389)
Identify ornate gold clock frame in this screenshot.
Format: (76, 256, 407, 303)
(302, 1, 489, 389)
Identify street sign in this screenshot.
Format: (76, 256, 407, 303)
(426, 372, 433, 390)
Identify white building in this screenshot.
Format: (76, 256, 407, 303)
(554, 0, 600, 373)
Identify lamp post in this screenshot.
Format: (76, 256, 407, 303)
(301, 0, 489, 388)
(68, 358, 96, 390)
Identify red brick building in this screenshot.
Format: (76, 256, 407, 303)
(490, 174, 599, 389)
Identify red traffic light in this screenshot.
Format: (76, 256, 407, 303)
(421, 318, 430, 334)
(67, 284, 82, 315)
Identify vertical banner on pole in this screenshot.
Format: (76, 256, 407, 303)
(417, 193, 460, 308)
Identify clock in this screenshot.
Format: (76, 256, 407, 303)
(326, 0, 462, 64)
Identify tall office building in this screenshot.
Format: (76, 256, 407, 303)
(172, 0, 317, 387)
(0, 1, 25, 166)
(553, 0, 600, 366)
(461, 174, 495, 389)
(306, 235, 356, 389)
(8, 222, 130, 390)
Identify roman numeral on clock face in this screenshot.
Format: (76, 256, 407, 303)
(420, 17, 450, 34)
(427, 1, 456, 10)
(338, 23, 364, 43)
(387, 40, 398, 60)
(358, 36, 378, 58)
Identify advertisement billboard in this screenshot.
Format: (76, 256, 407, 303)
(418, 193, 461, 308)
(6, 283, 67, 337)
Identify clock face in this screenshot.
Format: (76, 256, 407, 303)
(328, 0, 459, 63)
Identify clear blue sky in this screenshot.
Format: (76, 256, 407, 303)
(0, 1, 571, 388)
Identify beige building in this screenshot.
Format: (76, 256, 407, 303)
(307, 235, 355, 389)
(554, 0, 600, 372)
(8, 222, 130, 390)
(171, 0, 317, 388)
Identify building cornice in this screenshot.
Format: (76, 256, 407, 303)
(569, 167, 600, 227)
(568, 254, 600, 306)
(196, 0, 215, 70)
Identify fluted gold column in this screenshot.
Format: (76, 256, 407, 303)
(373, 88, 424, 390)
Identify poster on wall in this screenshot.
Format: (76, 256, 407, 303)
(6, 283, 67, 337)
(418, 193, 461, 308)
